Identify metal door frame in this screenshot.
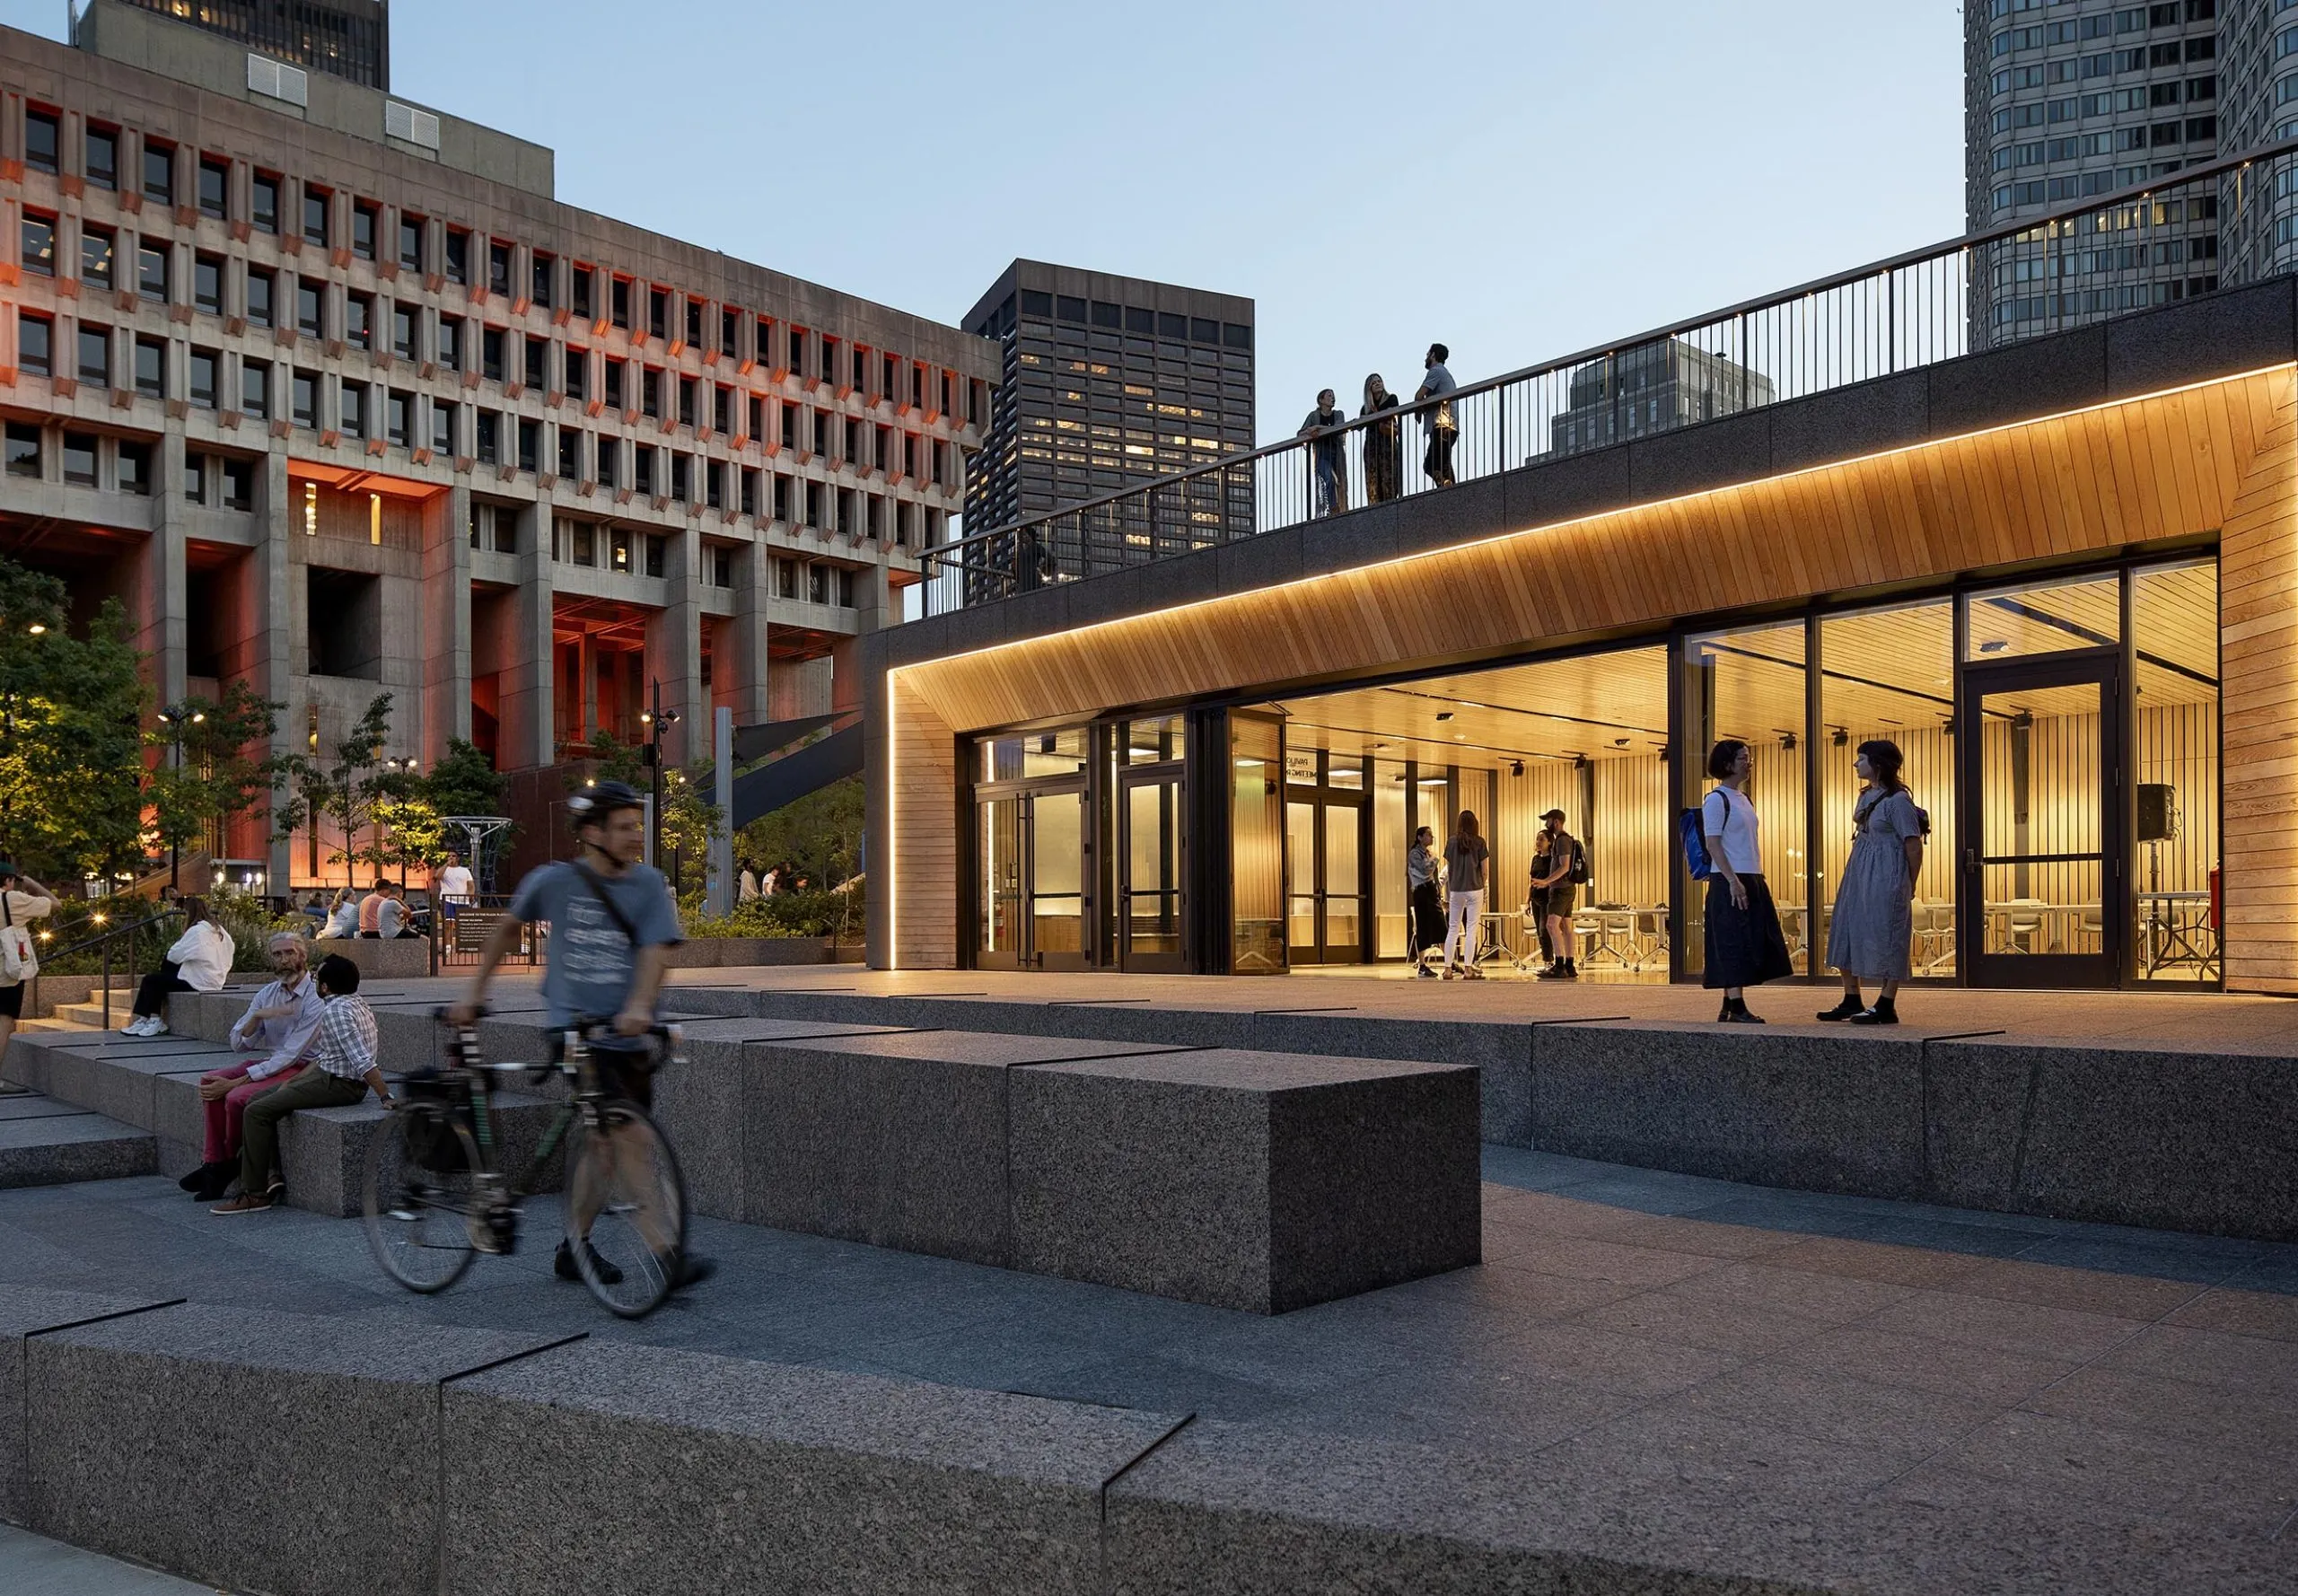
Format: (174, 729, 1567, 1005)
(1116, 762, 1188, 972)
(1956, 646, 2124, 990)
(969, 778, 1089, 970)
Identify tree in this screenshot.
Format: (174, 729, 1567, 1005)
(0, 560, 145, 883)
(423, 737, 506, 818)
(738, 774, 863, 890)
(272, 693, 395, 884)
(658, 762, 724, 913)
(145, 680, 286, 873)
(583, 730, 645, 788)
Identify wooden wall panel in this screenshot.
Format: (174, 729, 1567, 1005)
(2216, 369, 2298, 994)
(886, 671, 958, 969)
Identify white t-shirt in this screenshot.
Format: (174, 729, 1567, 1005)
(438, 866, 475, 903)
(1701, 787, 1763, 876)
(165, 921, 235, 991)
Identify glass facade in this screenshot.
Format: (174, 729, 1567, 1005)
(960, 555, 2221, 990)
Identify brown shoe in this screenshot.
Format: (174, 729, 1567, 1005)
(211, 1192, 275, 1215)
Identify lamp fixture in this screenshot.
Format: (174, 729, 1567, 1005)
(1830, 727, 1849, 747)
(1434, 711, 1453, 723)
(25, 624, 44, 636)
(1510, 760, 1525, 776)
(1978, 638, 2009, 653)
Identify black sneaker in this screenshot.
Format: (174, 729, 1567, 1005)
(1847, 1002, 1899, 1027)
(555, 1238, 623, 1285)
(670, 1250, 716, 1290)
(1815, 996, 1865, 1022)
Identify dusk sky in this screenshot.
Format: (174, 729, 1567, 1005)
(4, 1, 1968, 448)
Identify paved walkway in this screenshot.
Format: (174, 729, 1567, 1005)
(0, 1525, 222, 1594)
(4, 1144, 2294, 1591)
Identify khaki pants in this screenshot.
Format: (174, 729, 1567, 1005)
(239, 1068, 366, 1195)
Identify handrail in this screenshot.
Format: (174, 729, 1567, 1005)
(33, 912, 176, 1032)
(928, 134, 2298, 592)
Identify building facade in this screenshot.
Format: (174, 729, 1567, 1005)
(961, 261, 1253, 552)
(0, 1, 996, 889)
(100, 0, 391, 91)
(1548, 340, 1775, 459)
(865, 279, 2298, 998)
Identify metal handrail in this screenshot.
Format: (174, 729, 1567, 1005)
(33, 913, 176, 1032)
(928, 134, 2298, 604)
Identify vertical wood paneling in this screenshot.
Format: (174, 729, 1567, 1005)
(888, 671, 958, 969)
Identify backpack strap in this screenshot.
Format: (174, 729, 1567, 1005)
(569, 860, 642, 949)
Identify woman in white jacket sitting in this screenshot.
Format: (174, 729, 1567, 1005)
(120, 895, 235, 1038)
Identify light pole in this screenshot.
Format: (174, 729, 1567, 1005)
(382, 756, 419, 889)
(639, 680, 679, 873)
(154, 701, 206, 890)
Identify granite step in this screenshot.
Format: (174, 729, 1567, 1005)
(0, 1091, 154, 1188)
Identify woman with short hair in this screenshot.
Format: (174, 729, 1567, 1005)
(1701, 740, 1794, 1022)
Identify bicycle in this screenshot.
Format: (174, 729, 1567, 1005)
(361, 1013, 690, 1319)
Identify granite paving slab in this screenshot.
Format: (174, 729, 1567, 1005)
(0, 1115, 153, 1192)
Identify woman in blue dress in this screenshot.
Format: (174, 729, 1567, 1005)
(1819, 740, 1927, 1027)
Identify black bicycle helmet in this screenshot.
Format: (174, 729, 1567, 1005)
(567, 778, 645, 829)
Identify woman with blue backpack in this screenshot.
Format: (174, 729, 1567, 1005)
(1693, 740, 1794, 1022)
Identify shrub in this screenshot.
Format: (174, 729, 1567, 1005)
(686, 887, 863, 942)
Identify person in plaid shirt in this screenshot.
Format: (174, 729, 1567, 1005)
(213, 953, 393, 1215)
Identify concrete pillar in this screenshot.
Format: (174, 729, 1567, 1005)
(421, 484, 473, 763)
(251, 453, 295, 890)
(725, 539, 772, 724)
(647, 523, 705, 759)
(139, 445, 189, 708)
(830, 563, 890, 715)
(496, 494, 556, 770)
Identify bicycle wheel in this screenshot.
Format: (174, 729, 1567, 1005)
(567, 1100, 688, 1319)
(362, 1103, 483, 1294)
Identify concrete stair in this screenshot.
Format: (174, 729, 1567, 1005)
(0, 1088, 154, 1188)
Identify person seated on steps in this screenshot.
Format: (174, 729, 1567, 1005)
(212, 954, 392, 1215)
(119, 896, 233, 1038)
(179, 932, 326, 1202)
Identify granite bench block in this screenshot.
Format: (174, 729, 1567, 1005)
(1930, 1037, 2298, 1241)
(443, 1339, 1183, 1596)
(25, 1304, 566, 1596)
(1250, 1012, 1531, 1144)
(18, 1039, 233, 1129)
(1532, 1022, 1930, 1198)
(1009, 1049, 1481, 1313)
(740, 1030, 1186, 1261)
(0, 1288, 171, 1529)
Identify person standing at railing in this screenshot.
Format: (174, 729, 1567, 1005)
(1296, 390, 1350, 517)
(1361, 375, 1402, 504)
(1415, 344, 1460, 488)
(0, 863, 56, 1061)
(436, 851, 476, 926)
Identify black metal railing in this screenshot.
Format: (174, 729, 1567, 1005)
(925, 137, 2298, 613)
(33, 914, 175, 1031)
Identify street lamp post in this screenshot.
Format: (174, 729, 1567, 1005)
(639, 680, 680, 873)
(154, 702, 206, 890)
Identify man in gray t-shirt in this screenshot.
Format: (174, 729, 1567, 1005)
(1414, 343, 1460, 487)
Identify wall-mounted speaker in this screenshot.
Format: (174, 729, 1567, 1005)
(2137, 783, 2175, 843)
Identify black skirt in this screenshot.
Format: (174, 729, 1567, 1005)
(1703, 873, 1794, 990)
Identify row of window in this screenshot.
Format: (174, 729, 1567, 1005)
(1990, 44, 2214, 95)
(1992, 85, 2216, 133)
(4, 418, 159, 495)
(1990, 1, 2214, 48)
(17, 103, 983, 418)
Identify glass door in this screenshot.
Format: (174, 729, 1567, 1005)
(1321, 796, 1365, 963)
(1286, 798, 1319, 960)
(1284, 791, 1367, 964)
(1029, 788, 1088, 970)
(1118, 768, 1186, 971)
(977, 795, 1024, 969)
(1959, 653, 2121, 988)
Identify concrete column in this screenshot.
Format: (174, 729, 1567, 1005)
(647, 523, 705, 755)
(579, 630, 597, 742)
(139, 445, 189, 708)
(724, 539, 772, 724)
(250, 453, 295, 888)
(496, 494, 556, 770)
(829, 563, 890, 715)
(422, 484, 473, 763)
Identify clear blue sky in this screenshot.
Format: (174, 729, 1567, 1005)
(7, 1, 1967, 443)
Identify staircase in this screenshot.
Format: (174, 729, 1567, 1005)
(0, 980, 158, 1188)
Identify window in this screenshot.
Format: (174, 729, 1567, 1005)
(573, 265, 593, 320)
(610, 528, 631, 572)
(517, 417, 539, 473)
(752, 396, 766, 443)
(706, 459, 724, 510)
(642, 367, 662, 419)
(809, 563, 829, 604)
(298, 279, 324, 339)
(25, 110, 58, 174)
(488, 240, 512, 296)
(785, 401, 801, 452)
(557, 427, 579, 479)
(524, 335, 547, 390)
(339, 382, 364, 438)
(741, 469, 757, 517)
(565, 346, 586, 401)
(222, 456, 253, 511)
(806, 480, 823, 529)
(194, 253, 223, 315)
(597, 434, 618, 487)
(78, 325, 110, 386)
(81, 226, 115, 289)
(432, 399, 455, 455)
(189, 347, 217, 408)
(398, 214, 424, 272)
(684, 298, 703, 346)
(652, 537, 671, 580)
(138, 241, 169, 302)
(774, 474, 791, 522)
(117, 441, 150, 496)
(532, 250, 554, 309)
(63, 432, 96, 487)
(351, 202, 378, 260)
(293, 369, 318, 428)
(438, 316, 462, 370)
(303, 187, 329, 247)
(392, 304, 416, 360)
(20, 213, 54, 276)
(475, 409, 499, 463)
(346, 294, 372, 351)
(135, 337, 163, 399)
(184, 449, 207, 504)
(634, 444, 654, 495)
(482, 327, 505, 381)
(85, 127, 118, 189)
(671, 452, 689, 501)
(4, 424, 39, 479)
(387, 390, 411, 447)
(776, 556, 796, 598)
(611, 276, 631, 329)
(20, 313, 52, 378)
(604, 360, 625, 410)
(241, 359, 268, 418)
(444, 229, 470, 285)
(721, 306, 738, 353)
(250, 173, 280, 233)
(572, 522, 596, 566)
(142, 141, 174, 205)
(712, 546, 732, 587)
(648, 287, 669, 340)
(679, 375, 697, 427)
(716, 386, 732, 435)
(789, 324, 806, 373)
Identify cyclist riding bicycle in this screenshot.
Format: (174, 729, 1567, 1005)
(447, 778, 713, 1290)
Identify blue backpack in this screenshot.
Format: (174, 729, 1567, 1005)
(1679, 791, 1722, 881)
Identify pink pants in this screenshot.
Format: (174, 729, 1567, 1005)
(200, 1060, 306, 1163)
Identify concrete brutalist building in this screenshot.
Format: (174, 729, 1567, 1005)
(0, 0, 996, 886)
